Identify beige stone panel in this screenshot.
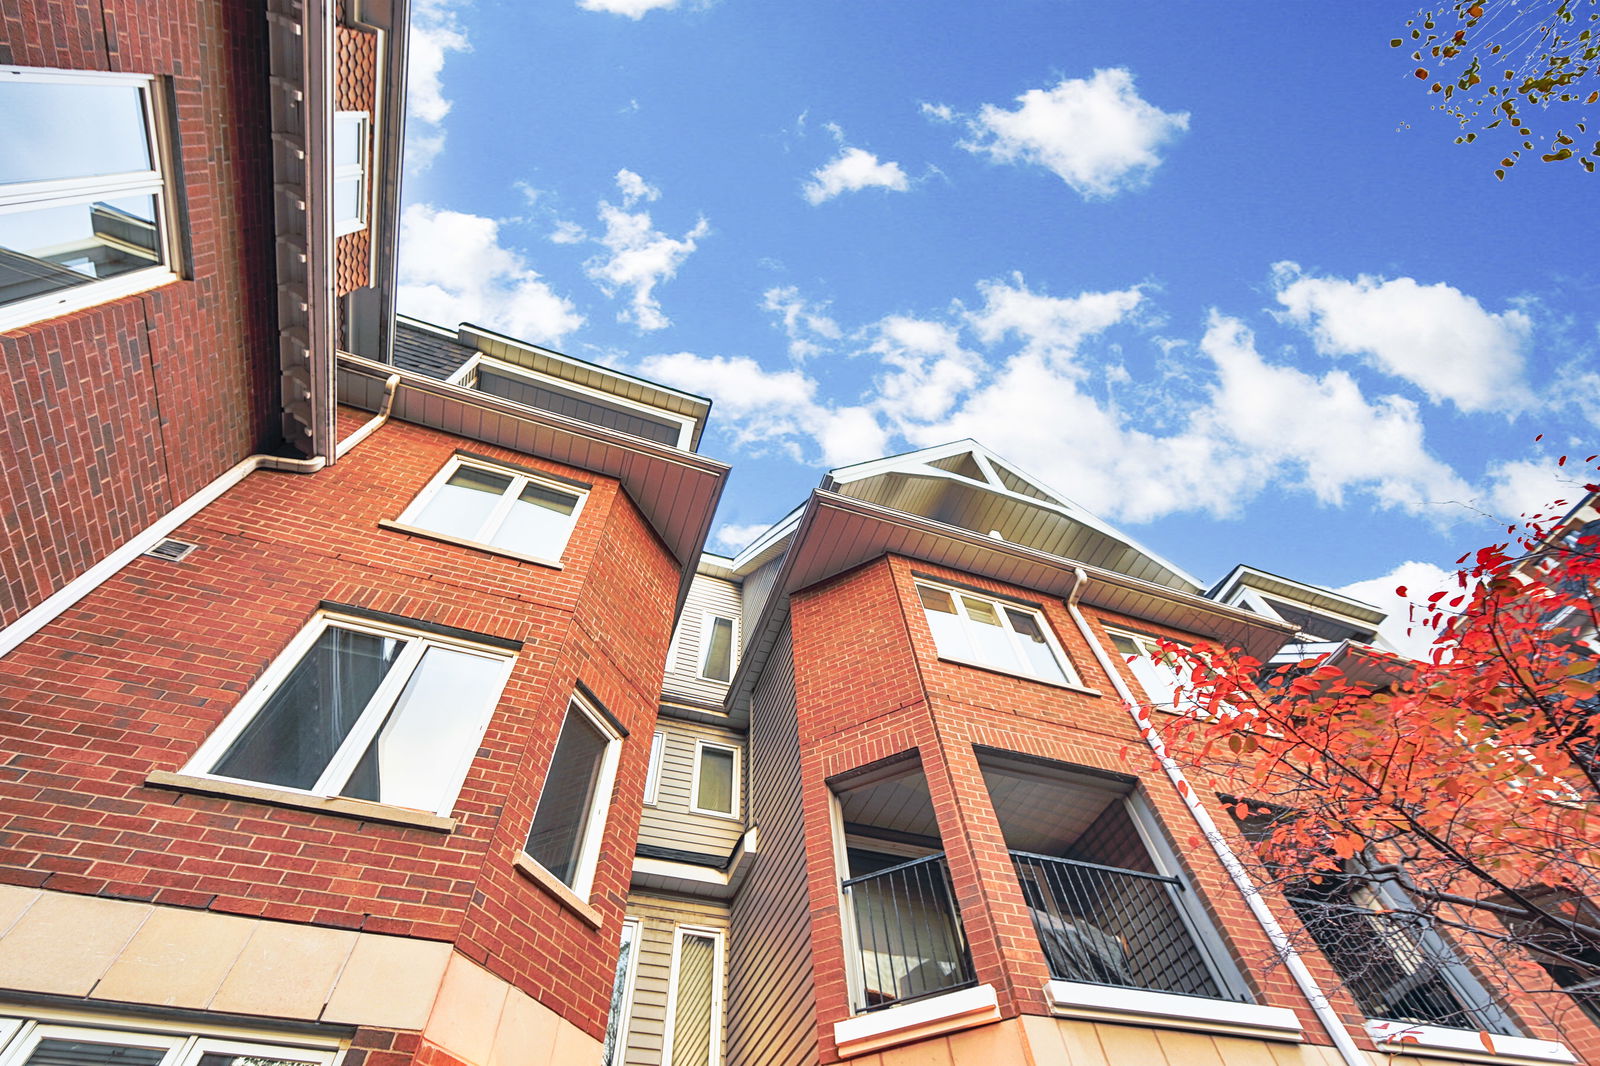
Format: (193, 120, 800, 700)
(548, 1019, 601, 1066)
(1019, 1015, 1116, 1066)
(1092, 1022, 1170, 1066)
(210, 922, 357, 1019)
(424, 953, 509, 1066)
(1206, 1034, 1282, 1066)
(844, 1055, 884, 1066)
(945, 1018, 1029, 1064)
(321, 933, 451, 1030)
(1155, 1029, 1226, 1066)
(0, 886, 40, 938)
(878, 1037, 955, 1066)
(93, 907, 254, 1008)
(0, 892, 150, 996)
(486, 987, 560, 1066)
(1267, 1044, 1350, 1066)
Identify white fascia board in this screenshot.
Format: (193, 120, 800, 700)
(1364, 1020, 1576, 1064)
(833, 984, 1000, 1058)
(1046, 981, 1304, 1042)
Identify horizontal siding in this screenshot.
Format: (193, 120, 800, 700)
(725, 624, 817, 1066)
(663, 574, 743, 706)
(621, 893, 732, 1066)
(638, 719, 747, 858)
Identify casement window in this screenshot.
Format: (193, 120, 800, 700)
(698, 614, 736, 682)
(602, 917, 643, 1066)
(523, 694, 622, 897)
(661, 927, 724, 1066)
(915, 582, 1079, 686)
(182, 612, 514, 816)
(332, 110, 369, 236)
(643, 730, 665, 805)
(690, 740, 739, 818)
(395, 455, 587, 564)
(1106, 629, 1190, 710)
(0, 66, 180, 331)
(0, 1015, 341, 1066)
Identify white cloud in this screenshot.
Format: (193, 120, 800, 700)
(920, 102, 955, 123)
(1338, 561, 1457, 661)
(1483, 457, 1591, 521)
(958, 69, 1189, 198)
(1273, 264, 1534, 414)
(406, 0, 471, 170)
(584, 170, 709, 332)
(762, 286, 841, 360)
(802, 147, 911, 205)
(869, 315, 983, 425)
(712, 522, 773, 555)
(577, 0, 679, 16)
(398, 203, 583, 344)
(549, 220, 587, 244)
(966, 275, 1145, 366)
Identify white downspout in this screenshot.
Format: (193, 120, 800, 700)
(0, 375, 402, 662)
(1063, 568, 1369, 1066)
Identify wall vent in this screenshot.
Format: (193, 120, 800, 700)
(145, 539, 199, 562)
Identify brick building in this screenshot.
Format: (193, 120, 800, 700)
(1, 4, 1597, 1066)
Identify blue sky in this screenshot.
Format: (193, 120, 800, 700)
(396, 0, 1598, 652)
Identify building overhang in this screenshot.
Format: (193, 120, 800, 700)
(1209, 564, 1388, 627)
(336, 353, 728, 614)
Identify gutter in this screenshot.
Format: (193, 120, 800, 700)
(1062, 570, 1368, 1066)
(0, 377, 401, 663)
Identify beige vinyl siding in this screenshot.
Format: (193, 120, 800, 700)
(725, 624, 818, 1066)
(738, 557, 783, 654)
(664, 574, 743, 706)
(638, 719, 746, 858)
(619, 893, 731, 1066)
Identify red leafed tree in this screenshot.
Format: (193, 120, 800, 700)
(1156, 460, 1600, 1022)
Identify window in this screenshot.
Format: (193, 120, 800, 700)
(333, 110, 368, 235)
(661, 927, 724, 1066)
(602, 917, 643, 1066)
(690, 740, 739, 817)
(183, 612, 514, 816)
(523, 694, 622, 897)
(1107, 629, 1188, 710)
(699, 614, 736, 682)
(395, 456, 586, 564)
(915, 582, 1078, 685)
(644, 730, 665, 805)
(0, 67, 179, 331)
(0, 1016, 340, 1066)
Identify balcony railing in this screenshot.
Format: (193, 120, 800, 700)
(1286, 896, 1518, 1035)
(842, 852, 975, 1012)
(1011, 851, 1241, 1001)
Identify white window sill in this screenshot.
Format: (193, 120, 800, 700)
(378, 520, 565, 569)
(1364, 1019, 1576, 1064)
(934, 655, 1101, 697)
(144, 770, 456, 831)
(833, 984, 1000, 1059)
(0, 270, 179, 335)
(687, 805, 743, 821)
(1045, 980, 1303, 1043)
(512, 853, 604, 929)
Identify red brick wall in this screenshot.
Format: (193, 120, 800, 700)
(0, 0, 279, 626)
(334, 23, 376, 295)
(0, 414, 681, 1041)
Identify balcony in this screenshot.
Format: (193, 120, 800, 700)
(842, 852, 976, 1012)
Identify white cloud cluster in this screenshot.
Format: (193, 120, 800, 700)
(585, 170, 710, 332)
(397, 203, 583, 344)
(577, 0, 679, 17)
(762, 286, 841, 360)
(802, 147, 911, 205)
(1338, 561, 1457, 661)
(1273, 264, 1534, 414)
(711, 522, 773, 555)
(958, 69, 1189, 199)
(1483, 457, 1590, 521)
(406, 0, 471, 170)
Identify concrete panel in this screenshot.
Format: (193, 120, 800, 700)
(323, 934, 452, 1029)
(487, 988, 561, 1066)
(426, 954, 510, 1066)
(93, 907, 254, 1008)
(211, 922, 358, 1019)
(0, 892, 149, 996)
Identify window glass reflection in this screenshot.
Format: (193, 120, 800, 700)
(0, 195, 161, 304)
(0, 81, 152, 184)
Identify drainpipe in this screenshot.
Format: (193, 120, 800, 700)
(0, 375, 401, 662)
(1063, 568, 1369, 1066)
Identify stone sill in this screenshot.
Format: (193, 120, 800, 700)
(834, 984, 1000, 1059)
(1045, 980, 1304, 1042)
(145, 770, 455, 831)
(1365, 1019, 1576, 1064)
(513, 853, 604, 929)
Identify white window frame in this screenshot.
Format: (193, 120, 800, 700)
(394, 455, 588, 565)
(0, 66, 181, 332)
(643, 730, 665, 805)
(602, 917, 644, 1066)
(332, 110, 369, 237)
(1105, 627, 1195, 713)
(914, 580, 1083, 687)
(697, 612, 738, 683)
(523, 692, 622, 899)
(689, 738, 740, 819)
(659, 925, 726, 1066)
(0, 1016, 344, 1066)
(180, 611, 515, 817)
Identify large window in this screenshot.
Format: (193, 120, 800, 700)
(523, 694, 622, 897)
(0, 1015, 340, 1066)
(698, 614, 736, 682)
(332, 110, 369, 236)
(394, 455, 587, 564)
(0, 67, 179, 331)
(183, 612, 514, 816)
(690, 740, 739, 817)
(915, 582, 1079, 686)
(661, 927, 724, 1066)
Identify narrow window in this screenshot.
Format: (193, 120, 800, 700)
(662, 928, 723, 1066)
(524, 695, 621, 897)
(699, 615, 735, 682)
(1107, 629, 1186, 709)
(0, 67, 180, 330)
(915, 582, 1076, 685)
(602, 918, 643, 1066)
(332, 110, 369, 235)
(691, 741, 738, 817)
(184, 614, 512, 816)
(644, 730, 665, 805)
(397, 456, 586, 563)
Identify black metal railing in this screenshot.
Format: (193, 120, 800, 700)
(1286, 896, 1518, 1035)
(841, 853, 975, 1012)
(1011, 851, 1239, 1000)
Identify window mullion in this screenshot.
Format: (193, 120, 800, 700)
(313, 638, 427, 795)
(477, 475, 524, 542)
(0, 170, 164, 209)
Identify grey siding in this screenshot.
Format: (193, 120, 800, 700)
(738, 557, 783, 655)
(663, 574, 743, 706)
(638, 719, 746, 858)
(619, 893, 731, 1066)
(725, 624, 817, 1066)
